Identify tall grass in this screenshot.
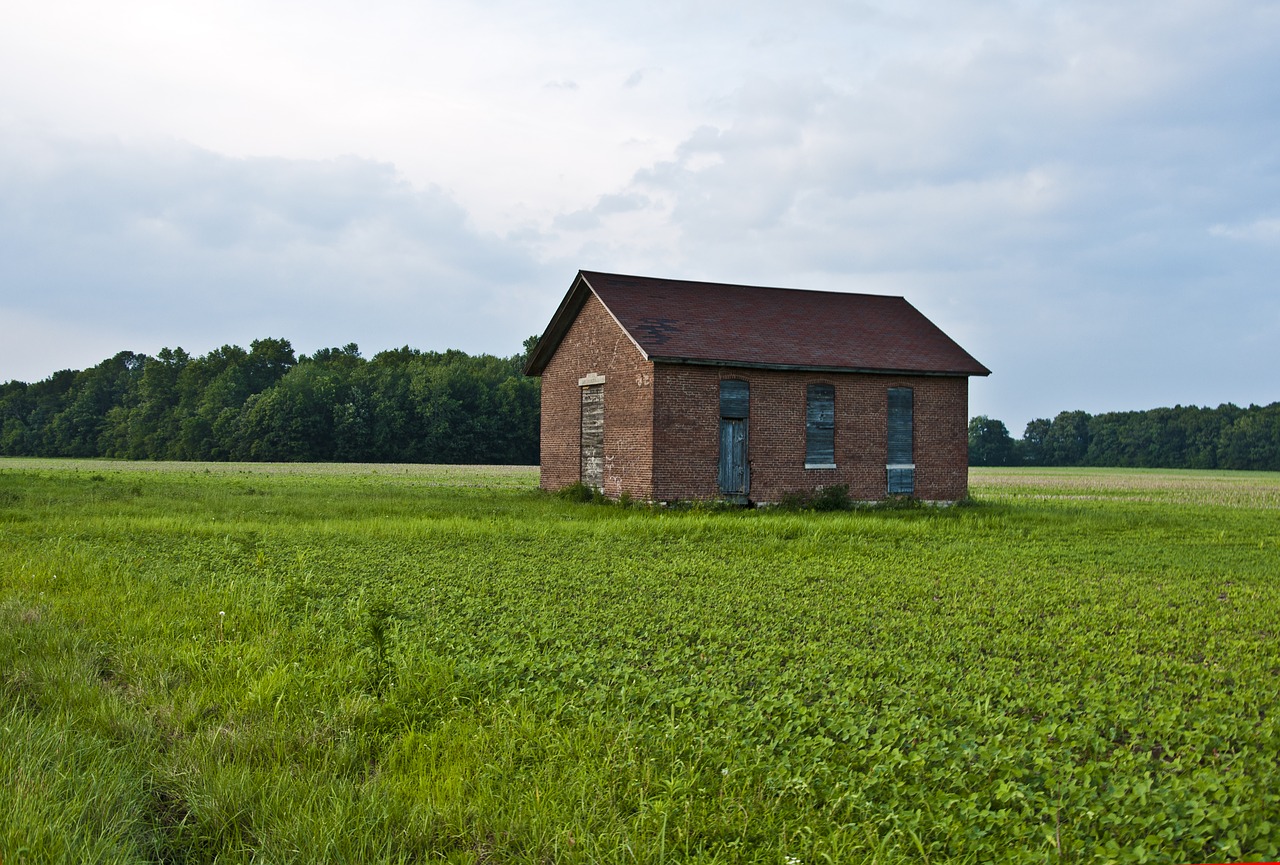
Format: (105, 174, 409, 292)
(2, 460, 1278, 863)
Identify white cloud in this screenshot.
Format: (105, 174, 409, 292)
(1210, 218, 1280, 243)
(0, 132, 552, 381)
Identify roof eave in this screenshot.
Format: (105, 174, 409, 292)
(522, 272, 591, 376)
(647, 356, 991, 377)
(523, 271, 655, 376)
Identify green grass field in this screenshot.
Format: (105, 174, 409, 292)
(2, 460, 1278, 864)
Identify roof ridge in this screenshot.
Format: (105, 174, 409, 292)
(579, 270, 907, 302)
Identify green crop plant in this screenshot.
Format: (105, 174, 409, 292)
(1, 459, 1278, 863)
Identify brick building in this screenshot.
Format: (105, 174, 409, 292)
(523, 271, 990, 503)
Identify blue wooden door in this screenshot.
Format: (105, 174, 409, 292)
(718, 419, 749, 498)
(718, 380, 749, 500)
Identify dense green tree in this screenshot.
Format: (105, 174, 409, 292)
(360, 348, 423, 461)
(1042, 410, 1091, 466)
(0, 337, 539, 465)
(0, 380, 34, 454)
(1181, 405, 1225, 469)
(518, 334, 541, 371)
(45, 352, 145, 457)
(976, 403, 1280, 471)
(1219, 405, 1280, 470)
(100, 346, 191, 459)
(237, 346, 357, 461)
(1020, 418, 1053, 466)
(968, 416, 1019, 466)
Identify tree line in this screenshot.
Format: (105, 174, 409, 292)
(6, 342, 1277, 472)
(969, 403, 1280, 471)
(0, 338, 541, 464)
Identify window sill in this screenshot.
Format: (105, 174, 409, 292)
(804, 463, 837, 470)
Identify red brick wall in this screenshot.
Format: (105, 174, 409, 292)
(538, 293, 655, 498)
(651, 365, 971, 503)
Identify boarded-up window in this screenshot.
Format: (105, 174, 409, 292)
(718, 380, 749, 498)
(719, 379, 749, 419)
(886, 387, 914, 494)
(580, 383, 603, 489)
(805, 384, 836, 468)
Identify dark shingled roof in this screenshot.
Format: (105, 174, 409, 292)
(524, 271, 990, 378)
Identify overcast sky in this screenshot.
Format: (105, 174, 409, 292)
(2, 0, 1278, 432)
